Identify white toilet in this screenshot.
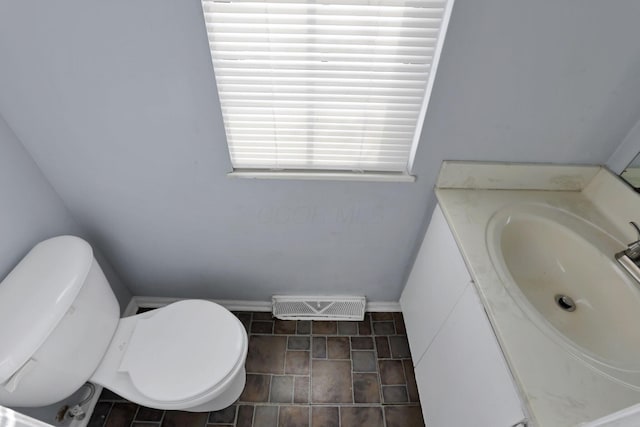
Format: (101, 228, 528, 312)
(0, 236, 248, 411)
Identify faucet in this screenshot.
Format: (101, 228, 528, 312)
(615, 222, 640, 283)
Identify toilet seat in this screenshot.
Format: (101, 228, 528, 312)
(91, 300, 248, 409)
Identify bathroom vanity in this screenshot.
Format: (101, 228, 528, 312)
(401, 204, 526, 426)
(401, 162, 640, 427)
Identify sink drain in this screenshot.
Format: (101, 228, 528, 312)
(555, 294, 576, 312)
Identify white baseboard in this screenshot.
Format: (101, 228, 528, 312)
(129, 296, 401, 313)
(365, 301, 402, 312)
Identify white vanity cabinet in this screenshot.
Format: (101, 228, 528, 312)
(400, 205, 526, 427)
(399, 205, 470, 363)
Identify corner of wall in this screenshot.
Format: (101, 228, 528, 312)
(606, 114, 640, 173)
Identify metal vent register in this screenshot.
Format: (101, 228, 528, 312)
(272, 296, 366, 321)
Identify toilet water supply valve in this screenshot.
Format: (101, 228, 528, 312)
(56, 382, 95, 422)
(67, 403, 87, 420)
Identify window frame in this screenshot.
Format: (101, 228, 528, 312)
(201, 0, 456, 181)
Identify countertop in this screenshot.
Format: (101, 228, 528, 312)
(434, 162, 640, 427)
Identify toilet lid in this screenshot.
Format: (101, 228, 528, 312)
(118, 300, 246, 403)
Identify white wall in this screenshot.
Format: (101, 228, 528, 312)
(0, 116, 78, 276)
(0, 115, 131, 310)
(1, 0, 640, 301)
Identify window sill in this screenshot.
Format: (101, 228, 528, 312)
(227, 170, 416, 182)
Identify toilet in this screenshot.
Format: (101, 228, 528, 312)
(0, 236, 248, 411)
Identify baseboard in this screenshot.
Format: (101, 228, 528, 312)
(365, 301, 402, 312)
(130, 296, 401, 313)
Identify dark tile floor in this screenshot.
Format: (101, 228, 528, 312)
(88, 311, 424, 427)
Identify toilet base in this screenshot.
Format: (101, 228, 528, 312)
(182, 367, 246, 412)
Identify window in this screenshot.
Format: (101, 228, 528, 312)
(201, 0, 454, 180)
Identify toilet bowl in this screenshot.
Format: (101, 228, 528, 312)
(0, 236, 248, 412)
(91, 300, 248, 411)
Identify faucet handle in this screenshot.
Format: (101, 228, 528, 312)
(631, 222, 640, 241)
(626, 222, 640, 261)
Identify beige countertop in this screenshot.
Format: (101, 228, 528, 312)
(435, 162, 640, 427)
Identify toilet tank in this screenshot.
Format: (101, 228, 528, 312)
(0, 236, 120, 407)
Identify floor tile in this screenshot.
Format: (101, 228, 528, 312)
(375, 336, 391, 358)
(403, 360, 420, 403)
(312, 360, 353, 403)
(297, 320, 311, 334)
(357, 315, 372, 335)
(208, 405, 236, 424)
(275, 320, 297, 334)
(384, 405, 425, 427)
(87, 402, 112, 427)
(352, 350, 377, 372)
(379, 360, 406, 385)
(350, 336, 374, 350)
(161, 411, 207, 427)
(389, 335, 411, 358)
(326, 337, 350, 359)
(312, 321, 337, 335)
(288, 336, 310, 350)
(340, 407, 383, 427)
(285, 350, 310, 374)
(253, 312, 274, 321)
(312, 337, 327, 359)
(270, 375, 294, 403)
(240, 374, 271, 402)
(372, 312, 394, 321)
(246, 336, 287, 374)
(279, 406, 309, 427)
(382, 385, 409, 403)
(373, 321, 395, 335)
(294, 376, 310, 403)
(393, 312, 407, 335)
(105, 403, 137, 427)
(311, 406, 339, 427)
(353, 372, 381, 403)
(251, 320, 274, 334)
(236, 405, 254, 427)
(254, 406, 278, 427)
(337, 321, 358, 335)
(136, 406, 163, 422)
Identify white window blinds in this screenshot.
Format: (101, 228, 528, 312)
(202, 0, 452, 175)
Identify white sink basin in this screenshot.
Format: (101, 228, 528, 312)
(487, 203, 640, 382)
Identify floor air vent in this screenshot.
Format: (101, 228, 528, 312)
(272, 296, 366, 321)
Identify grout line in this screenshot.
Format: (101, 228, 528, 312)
(250, 404, 256, 427)
(381, 403, 387, 427)
(102, 402, 114, 427)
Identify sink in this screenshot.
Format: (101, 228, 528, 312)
(486, 203, 640, 382)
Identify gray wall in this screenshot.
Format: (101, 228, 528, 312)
(0, 116, 78, 276)
(1, 0, 640, 301)
(0, 115, 132, 310)
(607, 114, 640, 173)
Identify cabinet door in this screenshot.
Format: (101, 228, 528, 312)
(415, 284, 525, 427)
(400, 205, 470, 365)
